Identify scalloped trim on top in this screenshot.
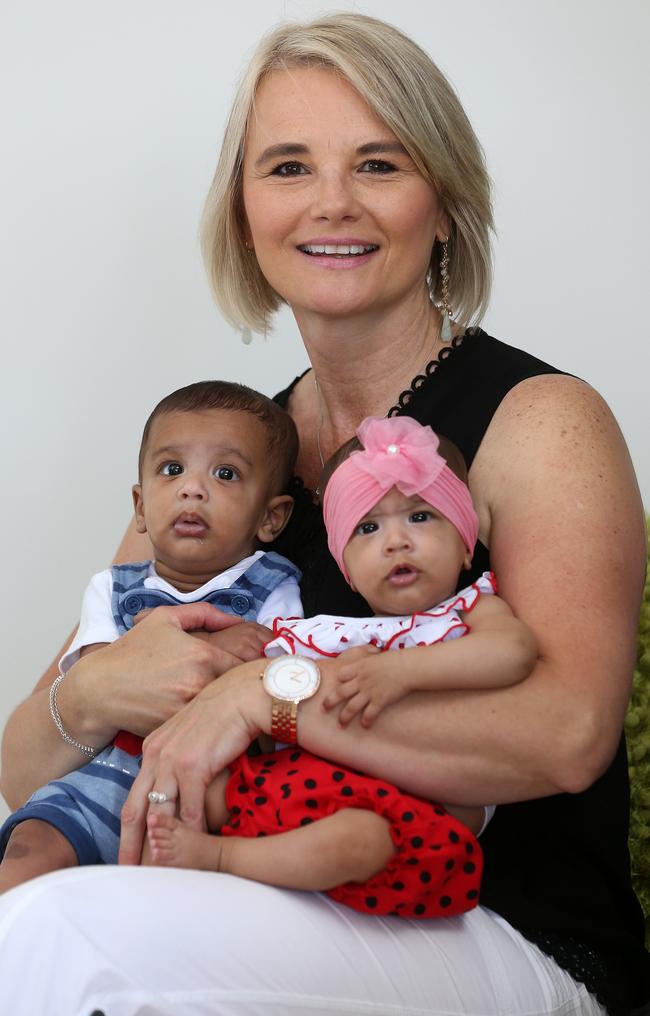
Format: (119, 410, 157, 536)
(387, 328, 480, 417)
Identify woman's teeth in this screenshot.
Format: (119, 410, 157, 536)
(299, 244, 377, 256)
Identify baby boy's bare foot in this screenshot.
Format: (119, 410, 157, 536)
(146, 813, 224, 872)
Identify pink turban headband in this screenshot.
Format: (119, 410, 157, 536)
(323, 416, 479, 584)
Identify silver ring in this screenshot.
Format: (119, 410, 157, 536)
(148, 790, 170, 805)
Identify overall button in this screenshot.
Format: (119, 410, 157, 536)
(124, 594, 144, 614)
(231, 594, 251, 615)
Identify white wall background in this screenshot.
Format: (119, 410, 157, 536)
(1, 0, 648, 816)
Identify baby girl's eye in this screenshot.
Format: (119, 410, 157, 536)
(355, 520, 378, 536)
(409, 511, 432, 523)
(214, 466, 239, 481)
(161, 462, 183, 477)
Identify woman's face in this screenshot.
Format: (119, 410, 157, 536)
(242, 66, 448, 327)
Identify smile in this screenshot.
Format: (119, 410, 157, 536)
(297, 244, 378, 257)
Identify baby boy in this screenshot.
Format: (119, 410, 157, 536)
(0, 379, 301, 890)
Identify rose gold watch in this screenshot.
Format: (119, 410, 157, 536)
(261, 657, 321, 743)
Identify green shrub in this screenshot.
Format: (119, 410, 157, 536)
(626, 517, 650, 943)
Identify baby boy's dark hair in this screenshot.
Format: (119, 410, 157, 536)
(138, 380, 298, 492)
(320, 426, 469, 497)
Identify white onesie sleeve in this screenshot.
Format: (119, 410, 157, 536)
(59, 569, 120, 675)
(257, 576, 303, 628)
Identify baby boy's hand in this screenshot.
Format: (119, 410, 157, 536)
(191, 622, 272, 670)
(321, 647, 406, 728)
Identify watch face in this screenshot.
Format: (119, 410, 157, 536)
(263, 656, 320, 703)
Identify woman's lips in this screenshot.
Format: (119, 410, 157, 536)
(296, 241, 379, 269)
(173, 514, 208, 538)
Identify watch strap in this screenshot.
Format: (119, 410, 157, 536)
(270, 698, 298, 743)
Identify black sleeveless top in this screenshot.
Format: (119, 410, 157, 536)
(273, 328, 650, 1016)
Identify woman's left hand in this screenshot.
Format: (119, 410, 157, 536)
(118, 658, 268, 864)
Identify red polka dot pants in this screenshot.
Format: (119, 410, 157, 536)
(222, 747, 482, 919)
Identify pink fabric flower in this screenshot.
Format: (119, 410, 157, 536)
(353, 417, 445, 495)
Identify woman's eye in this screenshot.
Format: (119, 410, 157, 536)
(359, 159, 397, 174)
(161, 462, 183, 477)
(215, 466, 239, 481)
(410, 511, 432, 523)
(271, 161, 307, 177)
(356, 520, 378, 536)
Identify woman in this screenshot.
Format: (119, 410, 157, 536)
(1, 13, 647, 1015)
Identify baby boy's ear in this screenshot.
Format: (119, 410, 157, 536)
(132, 484, 148, 535)
(257, 494, 294, 544)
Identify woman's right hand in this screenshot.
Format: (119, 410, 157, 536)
(0, 602, 244, 807)
(67, 602, 247, 739)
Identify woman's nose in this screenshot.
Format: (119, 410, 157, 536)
(310, 169, 359, 222)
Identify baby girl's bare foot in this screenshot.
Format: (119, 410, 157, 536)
(146, 812, 224, 872)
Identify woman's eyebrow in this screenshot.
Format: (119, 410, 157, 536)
(255, 143, 308, 168)
(356, 141, 408, 157)
(254, 139, 408, 168)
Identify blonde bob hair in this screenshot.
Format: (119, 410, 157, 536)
(201, 12, 493, 335)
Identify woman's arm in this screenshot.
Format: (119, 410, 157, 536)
(118, 375, 645, 861)
(0, 516, 245, 809)
(1, 517, 152, 807)
(321, 596, 537, 726)
(1, 602, 247, 809)
(311, 376, 645, 801)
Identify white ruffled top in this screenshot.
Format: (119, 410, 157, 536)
(265, 571, 497, 658)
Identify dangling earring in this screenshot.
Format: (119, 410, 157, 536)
(438, 239, 453, 342)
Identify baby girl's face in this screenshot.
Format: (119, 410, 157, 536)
(342, 486, 472, 615)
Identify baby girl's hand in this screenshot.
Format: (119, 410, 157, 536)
(321, 648, 406, 728)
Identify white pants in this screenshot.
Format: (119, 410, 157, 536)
(0, 866, 606, 1016)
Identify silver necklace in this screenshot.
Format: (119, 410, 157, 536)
(314, 376, 326, 468)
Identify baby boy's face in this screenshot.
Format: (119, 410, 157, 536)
(133, 408, 288, 589)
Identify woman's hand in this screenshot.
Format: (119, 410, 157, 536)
(68, 602, 247, 742)
(119, 657, 268, 864)
(0, 601, 245, 808)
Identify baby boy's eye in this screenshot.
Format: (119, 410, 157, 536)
(161, 462, 183, 476)
(355, 520, 378, 536)
(215, 466, 239, 481)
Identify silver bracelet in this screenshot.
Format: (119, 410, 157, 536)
(49, 674, 97, 758)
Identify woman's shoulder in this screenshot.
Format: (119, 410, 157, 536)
(479, 372, 617, 461)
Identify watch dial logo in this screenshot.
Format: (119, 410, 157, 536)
(265, 658, 320, 699)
